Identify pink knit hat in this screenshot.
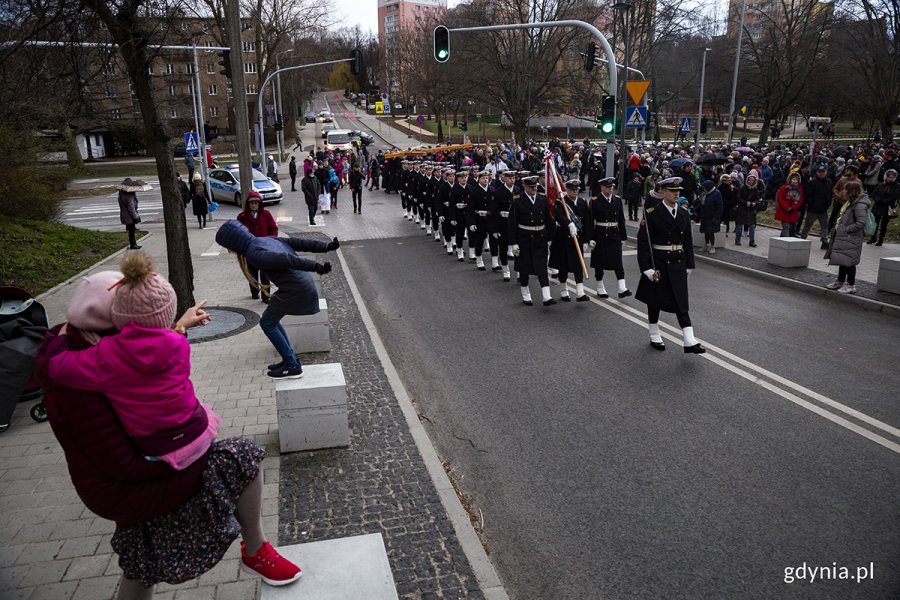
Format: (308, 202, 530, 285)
(110, 252, 177, 331)
(66, 271, 124, 332)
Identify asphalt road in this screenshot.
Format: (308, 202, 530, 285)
(342, 232, 900, 600)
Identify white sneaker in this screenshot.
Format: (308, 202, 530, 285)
(837, 284, 857, 294)
(709, 246, 716, 254)
(825, 280, 842, 290)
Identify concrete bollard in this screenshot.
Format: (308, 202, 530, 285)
(876, 257, 900, 295)
(282, 298, 330, 353)
(275, 362, 349, 453)
(767, 236, 812, 268)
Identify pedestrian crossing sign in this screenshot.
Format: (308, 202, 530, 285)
(625, 106, 647, 129)
(680, 117, 692, 133)
(184, 132, 199, 153)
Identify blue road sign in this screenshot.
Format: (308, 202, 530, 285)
(416, 115, 425, 126)
(625, 106, 648, 129)
(679, 118, 692, 133)
(184, 132, 199, 153)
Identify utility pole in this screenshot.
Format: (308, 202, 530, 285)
(695, 48, 711, 151)
(225, 0, 252, 195)
(726, 0, 747, 145)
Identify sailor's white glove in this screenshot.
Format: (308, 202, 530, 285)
(687, 269, 693, 278)
(451, 220, 457, 226)
(500, 211, 509, 218)
(439, 216, 444, 223)
(643, 269, 656, 281)
(469, 225, 477, 232)
(568, 222, 578, 237)
(492, 232, 500, 239)
(510, 244, 520, 257)
(589, 240, 597, 250)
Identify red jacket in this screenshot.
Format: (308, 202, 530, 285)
(775, 183, 804, 223)
(34, 325, 207, 528)
(237, 205, 278, 238)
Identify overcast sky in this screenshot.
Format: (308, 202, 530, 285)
(332, 0, 461, 36)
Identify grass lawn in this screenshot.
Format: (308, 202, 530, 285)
(0, 220, 143, 295)
(756, 204, 899, 243)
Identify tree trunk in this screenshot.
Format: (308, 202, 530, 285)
(757, 115, 771, 145)
(61, 123, 85, 171)
(883, 116, 895, 144)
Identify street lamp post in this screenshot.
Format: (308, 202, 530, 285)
(726, 0, 748, 145)
(695, 47, 711, 151)
(526, 74, 533, 141)
(613, 0, 634, 194)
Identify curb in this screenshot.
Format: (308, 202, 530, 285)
(36, 232, 154, 302)
(336, 248, 510, 600)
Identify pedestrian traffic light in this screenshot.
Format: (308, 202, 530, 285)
(598, 95, 615, 134)
(203, 122, 218, 141)
(433, 26, 450, 63)
(584, 41, 596, 72)
(218, 50, 232, 80)
(350, 48, 362, 76)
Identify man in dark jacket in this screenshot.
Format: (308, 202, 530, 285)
(801, 164, 834, 249)
(349, 163, 364, 214)
(288, 156, 298, 191)
(301, 171, 321, 225)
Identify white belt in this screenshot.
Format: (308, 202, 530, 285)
(500, 211, 510, 218)
(595, 222, 618, 227)
(456, 203, 467, 209)
(652, 244, 683, 251)
(518, 224, 544, 231)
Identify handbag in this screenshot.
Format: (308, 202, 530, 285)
(208, 201, 219, 213)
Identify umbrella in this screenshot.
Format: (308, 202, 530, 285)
(735, 146, 754, 153)
(116, 178, 152, 192)
(668, 157, 693, 170)
(697, 152, 729, 166)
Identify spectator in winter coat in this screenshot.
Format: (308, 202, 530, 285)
(869, 169, 898, 246)
(801, 164, 834, 249)
(680, 163, 699, 205)
(116, 179, 143, 249)
(177, 172, 190, 208)
(735, 174, 762, 246)
(301, 171, 322, 225)
(825, 181, 870, 294)
(698, 179, 723, 252)
(237, 191, 278, 302)
(350, 163, 364, 214)
(368, 156, 381, 190)
(624, 172, 643, 221)
(718, 174, 738, 234)
(288, 156, 298, 191)
(864, 154, 884, 193)
(828, 163, 860, 232)
(775, 172, 804, 237)
(190, 173, 211, 229)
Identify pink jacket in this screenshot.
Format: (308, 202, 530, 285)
(47, 322, 219, 470)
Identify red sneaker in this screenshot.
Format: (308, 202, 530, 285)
(241, 541, 302, 586)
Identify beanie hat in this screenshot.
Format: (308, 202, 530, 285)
(66, 271, 124, 332)
(111, 252, 177, 331)
(702, 180, 715, 191)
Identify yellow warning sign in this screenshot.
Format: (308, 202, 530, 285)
(375, 101, 384, 115)
(626, 80, 651, 105)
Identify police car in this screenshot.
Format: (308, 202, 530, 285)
(208, 165, 283, 206)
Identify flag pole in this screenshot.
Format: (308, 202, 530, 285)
(545, 156, 588, 279)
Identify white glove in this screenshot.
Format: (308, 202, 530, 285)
(500, 211, 509, 218)
(469, 225, 477, 232)
(589, 240, 597, 250)
(451, 220, 457, 226)
(568, 222, 578, 238)
(510, 244, 520, 257)
(439, 216, 445, 223)
(643, 269, 656, 281)
(687, 269, 693, 278)
(492, 232, 500, 239)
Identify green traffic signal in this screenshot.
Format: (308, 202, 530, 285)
(600, 122, 614, 134)
(434, 26, 450, 63)
(599, 95, 616, 135)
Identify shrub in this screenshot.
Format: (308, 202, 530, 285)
(0, 124, 65, 221)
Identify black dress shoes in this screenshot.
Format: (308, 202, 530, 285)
(684, 343, 706, 354)
(650, 341, 666, 351)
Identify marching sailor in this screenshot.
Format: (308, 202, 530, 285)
(439, 168, 456, 254)
(430, 163, 444, 241)
(549, 179, 590, 301)
(508, 175, 557, 306)
(488, 170, 517, 280)
(419, 163, 434, 235)
(467, 170, 493, 271)
(588, 176, 631, 298)
(400, 160, 411, 220)
(449, 170, 470, 261)
(635, 177, 706, 354)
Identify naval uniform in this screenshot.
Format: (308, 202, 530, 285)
(449, 181, 470, 257)
(508, 190, 555, 286)
(635, 202, 695, 326)
(549, 195, 590, 285)
(467, 184, 492, 266)
(438, 175, 455, 250)
(430, 174, 443, 238)
(589, 190, 628, 280)
(488, 182, 516, 274)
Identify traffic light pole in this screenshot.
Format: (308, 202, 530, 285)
(191, 40, 212, 199)
(255, 57, 354, 164)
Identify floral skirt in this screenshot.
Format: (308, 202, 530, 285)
(111, 437, 266, 587)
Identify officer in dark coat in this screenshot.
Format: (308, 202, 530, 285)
(449, 171, 470, 261)
(439, 168, 455, 254)
(399, 160, 411, 218)
(508, 176, 557, 306)
(588, 177, 631, 298)
(488, 170, 517, 281)
(635, 177, 706, 354)
(548, 179, 590, 301)
(467, 170, 493, 271)
(418, 163, 433, 235)
(430, 164, 444, 241)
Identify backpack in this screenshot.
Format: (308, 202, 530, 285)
(864, 203, 876, 237)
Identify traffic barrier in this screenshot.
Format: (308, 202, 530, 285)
(282, 298, 330, 353)
(876, 257, 900, 295)
(275, 362, 349, 453)
(767, 236, 811, 268)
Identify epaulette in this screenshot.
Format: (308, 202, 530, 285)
(646, 207, 655, 214)
(591, 196, 598, 200)
(513, 194, 520, 199)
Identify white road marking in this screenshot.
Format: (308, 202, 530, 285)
(565, 280, 900, 455)
(65, 212, 160, 221)
(276, 216, 293, 222)
(201, 252, 220, 257)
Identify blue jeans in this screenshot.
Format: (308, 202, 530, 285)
(259, 308, 300, 368)
(780, 221, 798, 237)
(735, 223, 755, 244)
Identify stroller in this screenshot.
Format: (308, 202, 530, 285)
(0, 286, 50, 432)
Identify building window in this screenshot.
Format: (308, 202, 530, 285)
(111, 109, 121, 120)
(165, 63, 174, 75)
(242, 41, 255, 52)
(415, 15, 421, 21)
(210, 106, 219, 118)
(385, 15, 398, 22)
(209, 84, 217, 95)
(246, 84, 258, 94)
(244, 62, 257, 73)
(105, 87, 117, 98)
(415, 5, 420, 9)
(169, 108, 177, 118)
(386, 3, 398, 11)
(206, 62, 215, 74)
(168, 85, 176, 96)
(205, 41, 214, 52)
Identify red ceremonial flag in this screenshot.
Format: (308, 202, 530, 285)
(543, 155, 559, 216)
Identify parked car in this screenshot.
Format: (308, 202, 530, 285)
(325, 130, 354, 152)
(208, 166, 283, 206)
(349, 130, 375, 145)
(304, 111, 317, 123)
(393, 103, 403, 111)
(319, 110, 333, 122)
(321, 123, 336, 139)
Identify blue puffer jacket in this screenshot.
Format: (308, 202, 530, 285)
(216, 220, 330, 316)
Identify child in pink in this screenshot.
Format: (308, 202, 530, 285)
(48, 252, 219, 470)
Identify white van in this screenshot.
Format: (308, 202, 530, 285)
(325, 129, 354, 152)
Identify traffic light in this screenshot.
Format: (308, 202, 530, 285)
(274, 115, 283, 131)
(350, 48, 362, 76)
(433, 26, 450, 63)
(203, 122, 218, 141)
(458, 121, 467, 131)
(584, 41, 596, 72)
(598, 95, 615, 135)
(218, 50, 232, 80)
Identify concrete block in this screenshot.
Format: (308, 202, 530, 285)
(282, 299, 330, 353)
(767, 236, 811, 268)
(275, 363, 348, 453)
(691, 223, 725, 248)
(876, 257, 900, 294)
(260, 534, 398, 600)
